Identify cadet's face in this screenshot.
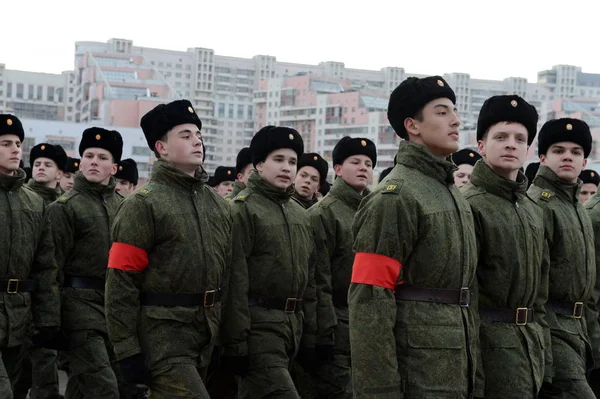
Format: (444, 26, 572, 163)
(60, 172, 75, 191)
(406, 98, 461, 158)
(238, 164, 254, 184)
(157, 123, 203, 175)
(115, 178, 135, 196)
(33, 157, 62, 186)
(80, 148, 117, 185)
(256, 149, 297, 190)
(216, 181, 234, 197)
(540, 142, 587, 183)
(294, 166, 320, 199)
(579, 183, 597, 204)
(453, 164, 473, 188)
(0, 135, 22, 175)
(334, 155, 373, 193)
(478, 122, 528, 180)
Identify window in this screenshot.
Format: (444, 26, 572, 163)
(28, 85, 34, 100)
(57, 88, 64, 102)
(228, 104, 234, 118)
(37, 85, 43, 100)
(16, 83, 24, 99)
(7, 83, 12, 98)
(176, 64, 182, 69)
(47, 86, 54, 101)
(237, 104, 244, 119)
(247, 105, 253, 119)
(166, 63, 172, 68)
(102, 70, 136, 81)
(175, 73, 182, 78)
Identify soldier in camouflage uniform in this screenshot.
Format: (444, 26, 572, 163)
(211, 166, 236, 197)
(461, 95, 552, 398)
(348, 76, 482, 398)
(59, 158, 79, 193)
(47, 127, 124, 398)
(225, 147, 254, 201)
(13, 142, 68, 399)
(451, 148, 481, 188)
(528, 118, 600, 398)
(309, 136, 376, 399)
(0, 114, 61, 399)
(222, 125, 316, 398)
(105, 99, 232, 398)
(114, 158, 138, 197)
(291, 152, 328, 210)
(579, 169, 599, 204)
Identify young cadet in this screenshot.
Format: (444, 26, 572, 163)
(309, 136, 376, 399)
(461, 95, 551, 397)
(222, 125, 316, 398)
(0, 115, 60, 398)
(25, 143, 67, 205)
(292, 152, 329, 209)
(212, 166, 236, 197)
(47, 127, 124, 398)
(60, 157, 79, 193)
(451, 148, 482, 188)
(348, 76, 481, 398)
(525, 162, 540, 189)
(578, 169, 599, 204)
(528, 118, 600, 398)
(105, 100, 232, 397)
(226, 147, 253, 200)
(114, 158, 138, 197)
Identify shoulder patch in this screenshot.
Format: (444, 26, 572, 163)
(233, 188, 252, 202)
(381, 180, 403, 195)
(539, 190, 554, 202)
(57, 191, 79, 203)
(135, 186, 153, 198)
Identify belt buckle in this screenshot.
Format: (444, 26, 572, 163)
(285, 298, 297, 313)
(516, 308, 528, 325)
(459, 287, 470, 308)
(573, 302, 584, 318)
(203, 290, 216, 308)
(7, 279, 19, 294)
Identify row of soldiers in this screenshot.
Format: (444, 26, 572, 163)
(0, 73, 600, 399)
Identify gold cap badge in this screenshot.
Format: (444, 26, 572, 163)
(469, 152, 474, 157)
(511, 100, 518, 107)
(6, 118, 13, 126)
(437, 80, 444, 87)
(95, 134, 101, 140)
(188, 106, 194, 113)
(74, 162, 78, 167)
(313, 155, 318, 161)
(41, 145, 46, 151)
(592, 172, 596, 177)
(227, 170, 231, 175)
(289, 133, 294, 140)
(566, 123, 573, 131)
(119, 165, 123, 171)
(360, 140, 367, 147)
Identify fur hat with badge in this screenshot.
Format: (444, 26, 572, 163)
(332, 136, 377, 167)
(297, 153, 329, 183)
(250, 126, 304, 166)
(79, 127, 123, 162)
(476, 95, 538, 145)
(115, 158, 139, 185)
(579, 169, 600, 186)
(0, 114, 25, 142)
(537, 118, 592, 158)
(212, 166, 236, 187)
(30, 143, 68, 171)
(451, 149, 482, 167)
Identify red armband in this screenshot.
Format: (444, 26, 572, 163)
(108, 242, 149, 272)
(351, 252, 402, 290)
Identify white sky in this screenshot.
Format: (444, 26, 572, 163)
(3, 0, 599, 81)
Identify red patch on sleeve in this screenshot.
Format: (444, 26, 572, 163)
(351, 252, 402, 290)
(108, 242, 149, 272)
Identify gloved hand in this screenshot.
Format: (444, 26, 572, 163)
(119, 353, 152, 386)
(295, 347, 317, 371)
(315, 344, 335, 364)
(220, 355, 249, 376)
(32, 327, 69, 350)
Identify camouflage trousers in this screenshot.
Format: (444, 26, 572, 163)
(11, 345, 61, 399)
(148, 363, 209, 398)
(538, 378, 597, 398)
(0, 345, 21, 399)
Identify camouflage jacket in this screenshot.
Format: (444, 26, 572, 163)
(25, 179, 61, 207)
(528, 165, 600, 378)
(292, 190, 318, 210)
(222, 172, 316, 358)
(47, 172, 122, 332)
(462, 160, 552, 392)
(105, 159, 232, 367)
(0, 169, 60, 347)
(349, 140, 481, 398)
(308, 177, 367, 347)
(225, 180, 246, 201)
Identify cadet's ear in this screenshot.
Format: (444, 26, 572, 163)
(477, 140, 486, 157)
(110, 163, 118, 176)
(333, 164, 343, 177)
(539, 154, 547, 165)
(155, 140, 168, 158)
(404, 117, 419, 137)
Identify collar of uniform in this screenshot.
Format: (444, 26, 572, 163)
(329, 177, 367, 210)
(469, 160, 527, 202)
(247, 171, 294, 201)
(150, 159, 208, 190)
(395, 140, 456, 184)
(26, 179, 61, 201)
(73, 171, 117, 198)
(292, 190, 318, 209)
(233, 179, 246, 193)
(533, 165, 580, 203)
(0, 168, 26, 192)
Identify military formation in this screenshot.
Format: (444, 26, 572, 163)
(0, 74, 599, 399)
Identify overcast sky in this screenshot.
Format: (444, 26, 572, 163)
(3, 0, 598, 81)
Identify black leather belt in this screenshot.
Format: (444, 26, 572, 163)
(64, 275, 105, 291)
(1, 279, 38, 294)
(546, 300, 584, 318)
(394, 286, 471, 307)
(248, 295, 303, 313)
(140, 289, 222, 307)
(480, 307, 535, 325)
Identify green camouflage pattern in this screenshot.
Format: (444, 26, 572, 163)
(462, 160, 551, 397)
(583, 190, 600, 369)
(349, 140, 481, 398)
(308, 177, 367, 398)
(223, 172, 316, 397)
(291, 190, 318, 210)
(225, 180, 246, 201)
(528, 165, 600, 381)
(106, 159, 232, 378)
(25, 179, 61, 207)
